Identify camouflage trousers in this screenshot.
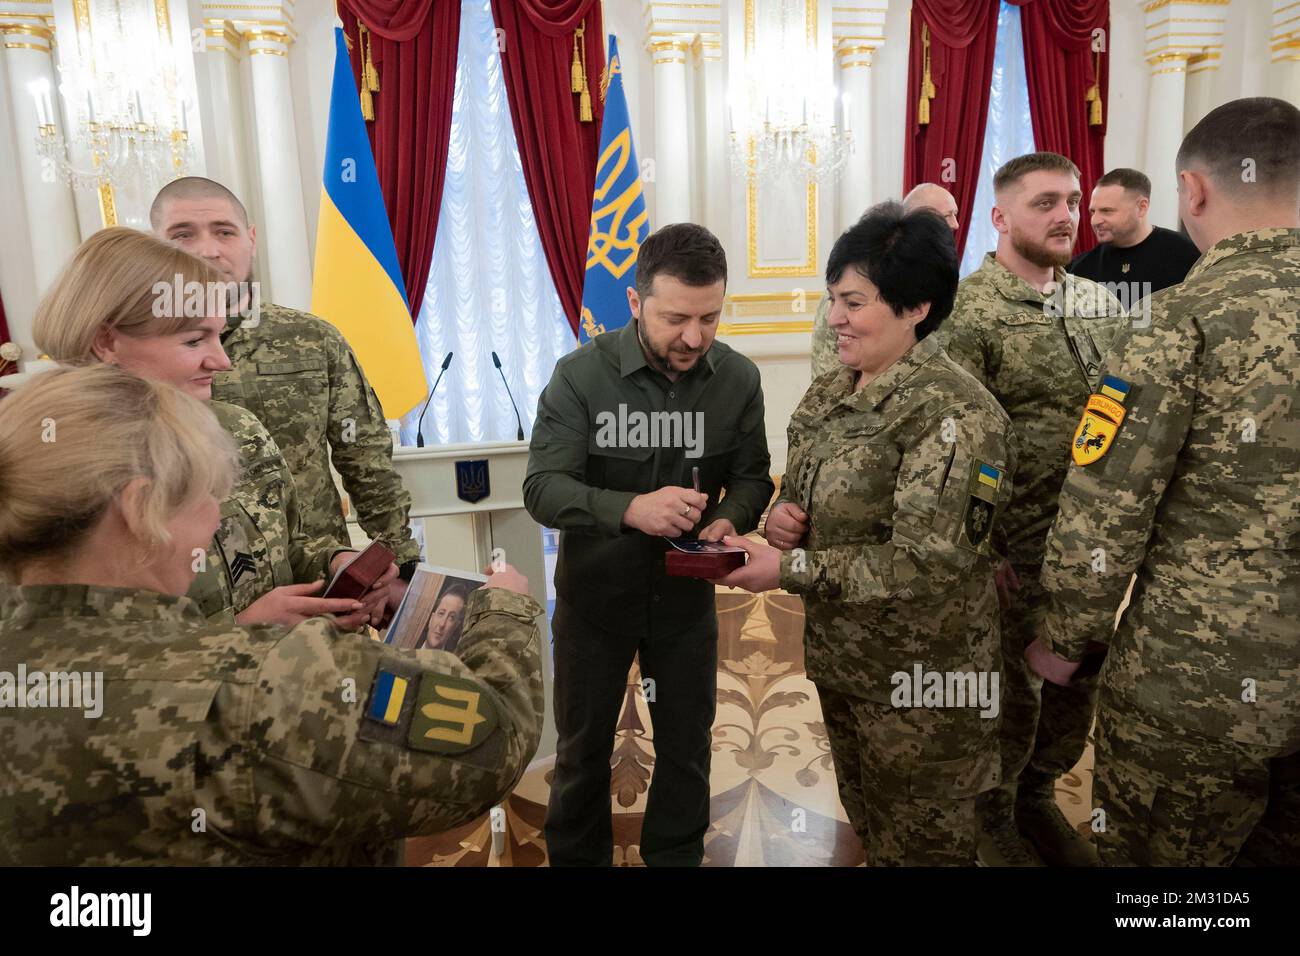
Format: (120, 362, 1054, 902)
(996, 563, 1100, 801)
(1095, 692, 1300, 866)
(816, 685, 1000, 866)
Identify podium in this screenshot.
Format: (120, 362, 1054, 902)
(385, 440, 556, 761)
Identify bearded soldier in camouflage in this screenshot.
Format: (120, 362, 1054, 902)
(0, 366, 543, 866)
(150, 178, 421, 600)
(720, 204, 1014, 865)
(941, 152, 1125, 867)
(1029, 98, 1300, 867)
(810, 184, 961, 379)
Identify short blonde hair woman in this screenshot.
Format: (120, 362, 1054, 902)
(0, 365, 543, 865)
(33, 227, 378, 628)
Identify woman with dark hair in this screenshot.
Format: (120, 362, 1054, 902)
(420, 583, 471, 651)
(717, 201, 1016, 866)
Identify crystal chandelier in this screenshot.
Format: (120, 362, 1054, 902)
(728, 0, 851, 186)
(31, 0, 193, 193)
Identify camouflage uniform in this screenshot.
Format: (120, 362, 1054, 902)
(942, 255, 1124, 810)
(189, 401, 343, 622)
(777, 335, 1015, 865)
(0, 582, 543, 865)
(809, 296, 840, 379)
(213, 302, 420, 566)
(1039, 229, 1300, 866)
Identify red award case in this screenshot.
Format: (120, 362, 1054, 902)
(323, 541, 397, 600)
(663, 539, 746, 578)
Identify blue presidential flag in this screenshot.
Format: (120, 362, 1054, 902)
(579, 35, 651, 345)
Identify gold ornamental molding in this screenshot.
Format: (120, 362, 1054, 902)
(717, 320, 815, 336)
(1143, 0, 1230, 12)
(726, 291, 825, 320)
(1, 20, 52, 41)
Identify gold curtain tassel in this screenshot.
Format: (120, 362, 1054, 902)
(360, 84, 375, 121)
(580, 87, 593, 122)
(1088, 49, 1103, 126)
(571, 28, 585, 93)
(919, 22, 934, 125)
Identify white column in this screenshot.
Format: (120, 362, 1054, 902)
(1144, 53, 1189, 229)
(1, 18, 80, 295)
(197, 20, 255, 215)
(694, 34, 728, 237)
(837, 44, 875, 232)
(244, 28, 312, 310)
(649, 38, 692, 226)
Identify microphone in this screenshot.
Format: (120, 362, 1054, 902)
(492, 351, 526, 441)
(415, 351, 454, 448)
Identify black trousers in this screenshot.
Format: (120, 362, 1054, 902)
(544, 597, 718, 866)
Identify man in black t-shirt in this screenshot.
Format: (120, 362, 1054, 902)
(1069, 168, 1201, 307)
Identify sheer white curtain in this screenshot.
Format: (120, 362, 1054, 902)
(400, 0, 577, 447)
(960, 1, 1037, 277)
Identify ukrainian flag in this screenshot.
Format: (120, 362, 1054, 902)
(311, 27, 427, 417)
(579, 35, 651, 345)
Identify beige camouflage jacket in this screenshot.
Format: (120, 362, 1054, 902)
(809, 295, 839, 379)
(1040, 228, 1300, 753)
(213, 302, 420, 565)
(777, 336, 1016, 707)
(0, 583, 542, 865)
(191, 401, 341, 621)
(942, 254, 1125, 568)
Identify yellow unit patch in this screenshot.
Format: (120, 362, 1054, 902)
(1072, 394, 1127, 466)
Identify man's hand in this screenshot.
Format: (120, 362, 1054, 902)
(697, 518, 736, 542)
(235, 581, 366, 629)
(1025, 636, 1081, 686)
(622, 486, 709, 536)
(359, 561, 399, 627)
(995, 559, 1021, 611)
(764, 502, 809, 551)
(483, 562, 530, 595)
(378, 576, 409, 629)
(710, 534, 781, 593)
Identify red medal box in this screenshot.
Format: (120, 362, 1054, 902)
(664, 543, 746, 578)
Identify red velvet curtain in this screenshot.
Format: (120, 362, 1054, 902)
(1010, 0, 1110, 255)
(338, 0, 460, 320)
(904, 0, 1000, 259)
(490, 0, 605, 336)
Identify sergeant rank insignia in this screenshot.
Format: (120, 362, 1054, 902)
(1072, 375, 1130, 466)
(958, 461, 1002, 553)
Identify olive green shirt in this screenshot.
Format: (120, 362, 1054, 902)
(524, 321, 774, 633)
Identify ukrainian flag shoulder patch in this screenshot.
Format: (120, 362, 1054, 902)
(1073, 376, 1131, 466)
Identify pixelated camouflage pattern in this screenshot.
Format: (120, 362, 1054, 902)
(188, 401, 341, 621)
(213, 303, 420, 564)
(1040, 229, 1300, 755)
(941, 254, 1125, 567)
(809, 296, 840, 379)
(0, 582, 543, 865)
(1091, 696, 1290, 866)
(818, 686, 995, 865)
(778, 335, 1014, 704)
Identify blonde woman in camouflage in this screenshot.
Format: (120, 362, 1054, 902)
(0, 365, 542, 864)
(717, 202, 1015, 865)
(33, 227, 385, 629)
